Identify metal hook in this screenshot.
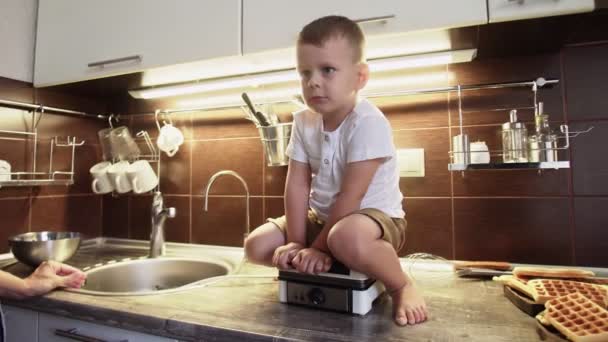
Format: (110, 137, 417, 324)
(162, 111, 173, 126)
(155, 109, 173, 132)
(108, 114, 120, 128)
(32, 105, 45, 130)
(154, 109, 162, 132)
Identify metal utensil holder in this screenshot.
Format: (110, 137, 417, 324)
(257, 123, 292, 167)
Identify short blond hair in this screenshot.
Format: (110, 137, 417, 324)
(297, 15, 366, 63)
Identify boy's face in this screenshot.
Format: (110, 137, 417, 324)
(296, 37, 369, 117)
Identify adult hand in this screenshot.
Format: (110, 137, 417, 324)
(23, 261, 86, 297)
(272, 242, 304, 270)
(291, 248, 332, 274)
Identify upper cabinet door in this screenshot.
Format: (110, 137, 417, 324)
(488, 0, 595, 23)
(34, 0, 241, 87)
(0, 0, 37, 82)
(242, 0, 487, 55)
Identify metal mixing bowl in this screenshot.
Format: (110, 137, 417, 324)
(8, 231, 81, 267)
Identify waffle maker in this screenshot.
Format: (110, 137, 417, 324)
(278, 262, 385, 315)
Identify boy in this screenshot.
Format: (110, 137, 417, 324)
(244, 15, 427, 326)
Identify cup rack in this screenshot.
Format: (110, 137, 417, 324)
(107, 127, 161, 196)
(445, 77, 593, 172)
(0, 128, 84, 188)
(134, 130, 160, 164)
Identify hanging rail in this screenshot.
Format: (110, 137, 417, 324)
(366, 77, 558, 98)
(156, 77, 559, 114)
(0, 98, 109, 120)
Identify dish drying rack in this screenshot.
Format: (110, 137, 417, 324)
(0, 129, 84, 188)
(0, 102, 90, 188)
(443, 77, 593, 172)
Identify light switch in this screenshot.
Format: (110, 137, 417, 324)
(396, 148, 425, 177)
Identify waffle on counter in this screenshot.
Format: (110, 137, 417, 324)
(493, 266, 608, 342)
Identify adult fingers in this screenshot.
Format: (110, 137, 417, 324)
(62, 272, 86, 288)
(56, 263, 84, 277)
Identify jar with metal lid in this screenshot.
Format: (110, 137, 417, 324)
(502, 109, 528, 163)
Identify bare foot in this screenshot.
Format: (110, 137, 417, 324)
(390, 282, 428, 326)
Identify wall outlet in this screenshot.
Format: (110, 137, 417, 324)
(396, 148, 425, 177)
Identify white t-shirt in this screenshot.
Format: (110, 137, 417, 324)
(285, 98, 405, 221)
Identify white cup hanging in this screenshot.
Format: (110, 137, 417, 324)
(155, 110, 184, 157)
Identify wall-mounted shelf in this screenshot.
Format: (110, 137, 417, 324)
(0, 179, 74, 187)
(0, 132, 84, 189)
(445, 77, 592, 172)
(448, 161, 570, 171)
(0, 99, 97, 189)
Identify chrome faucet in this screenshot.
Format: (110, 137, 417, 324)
(149, 191, 176, 258)
(203, 170, 250, 239)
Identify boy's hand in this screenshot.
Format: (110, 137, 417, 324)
(291, 248, 332, 274)
(272, 242, 304, 270)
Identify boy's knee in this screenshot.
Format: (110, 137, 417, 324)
(327, 223, 363, 259)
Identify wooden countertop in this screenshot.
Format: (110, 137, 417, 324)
(2, 244, 543, 341)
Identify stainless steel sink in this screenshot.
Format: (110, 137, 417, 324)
(74, 257, 231, 296)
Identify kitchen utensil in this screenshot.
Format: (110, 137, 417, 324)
(504, 285, 545, 317)
(107, 160, 132, 193)
(89, 161, 114, 194)
(469, 141, 490, 164)
(502, 109, 528, 163)
(241, 93, 270, 126)
(455, 267, 513, 278)
(0, 159, 11, 181)
(528, 103, 558, 162)
(97, 127, 114, 161)
(278, 261, 384, 315)
(127, 160, 158, 194)
(258, 123, 292, 166)
(8, 231, 81, 267)
(156, 123, 184, 157)
(452, 134, 470, 165)
(109, 126, 141, 161)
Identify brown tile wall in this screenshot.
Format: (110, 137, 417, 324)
(100, 43, 608, 267)
(0, 77, 106, 253)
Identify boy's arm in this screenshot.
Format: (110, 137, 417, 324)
(284, 159, 312, 245)
(311, 158, 383, 253)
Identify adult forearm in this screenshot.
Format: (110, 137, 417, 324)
(0, 271, 30, 298)
(284, 182, 310, 245)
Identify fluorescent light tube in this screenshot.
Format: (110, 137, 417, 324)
(129, 49, 476, 100)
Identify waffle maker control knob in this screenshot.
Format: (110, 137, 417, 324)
(308, 288, 325, 305)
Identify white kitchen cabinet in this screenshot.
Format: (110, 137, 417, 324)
(34, 0, 241, 87)
(488, 0, 595, 23)
(242, 0, 487, 54)
(3, 305, 38, 342)
(0, 0, 37, 82)
(38, 312, 177, 342)
(3, 305, 177, 342)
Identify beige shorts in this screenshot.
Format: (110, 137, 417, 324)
(267, 208, 407, 252)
